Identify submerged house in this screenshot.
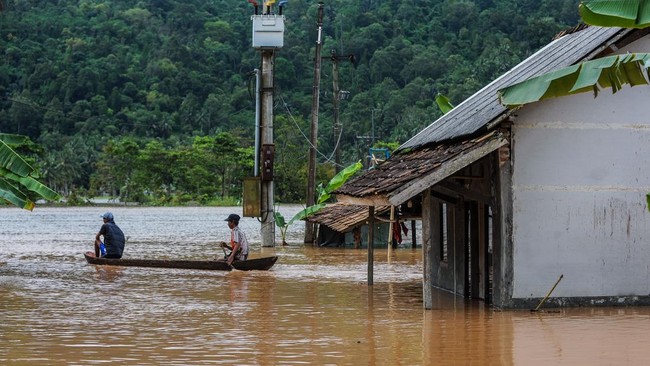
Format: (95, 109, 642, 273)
(334, 25, 650, 309)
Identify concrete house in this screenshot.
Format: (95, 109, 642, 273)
(334, 25, 650, 309)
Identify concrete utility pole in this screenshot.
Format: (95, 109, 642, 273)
(260, 51, 275, 247)
(305, 1, 324, 245)
(250, 0, 286, 247)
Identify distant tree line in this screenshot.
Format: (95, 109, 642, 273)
(0, 0, 580, 204)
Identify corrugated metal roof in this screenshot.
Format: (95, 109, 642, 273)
(399, 26, 628, 150)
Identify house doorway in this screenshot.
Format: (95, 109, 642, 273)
(465, 202, 493, 304)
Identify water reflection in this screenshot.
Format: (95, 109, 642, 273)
(1, 207, 650, 364)
(91, 265, 125, 282)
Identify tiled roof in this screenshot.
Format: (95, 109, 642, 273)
(304, 204, 390, 233)
(335, 130, 508, 206)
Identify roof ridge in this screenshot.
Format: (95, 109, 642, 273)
(553, 23, 590, 40)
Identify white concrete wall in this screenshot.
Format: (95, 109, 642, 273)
(511, 38, 650, 298)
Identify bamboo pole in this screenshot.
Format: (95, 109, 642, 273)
(531, 274, 564, 312)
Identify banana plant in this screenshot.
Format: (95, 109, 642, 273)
(499, 53, 650, 107)
(579, 0, 650, 28)
(0, 133, 59, 210)
(274, 160, 362, 245)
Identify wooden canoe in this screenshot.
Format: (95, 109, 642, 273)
(83, 252, 278, 271)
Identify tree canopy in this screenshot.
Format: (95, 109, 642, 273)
(0, 0, 581, 204)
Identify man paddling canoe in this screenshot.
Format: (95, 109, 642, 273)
(219, 213, 249, 265)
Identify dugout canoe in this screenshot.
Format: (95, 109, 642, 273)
(83, 252, 278, 271)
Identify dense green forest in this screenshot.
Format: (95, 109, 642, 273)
(0, 0, 580, 205)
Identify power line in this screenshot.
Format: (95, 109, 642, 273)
(278, 94, 344, 168)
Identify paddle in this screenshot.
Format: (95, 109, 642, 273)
(218, 242, 235, 268)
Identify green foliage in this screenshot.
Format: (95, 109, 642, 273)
(275, 161, 362, 244)
(499, 53, 650, 107)
(89, 132, 252, 205)
(0, 0, 581, 204)
(372, 140, 400, 152)
(580, 0, 650, 28)
(435, 94, 455, 114)
(0, 134, 59, 210)
(316, 161, 363, 204)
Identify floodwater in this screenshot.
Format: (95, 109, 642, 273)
(1, 206, 649, 365)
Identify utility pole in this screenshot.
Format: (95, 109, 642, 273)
(332, 50, 341, 174)
(327, 49, 353, 173)
(305, 1, 324, 245)
(250, 0, 286, 247)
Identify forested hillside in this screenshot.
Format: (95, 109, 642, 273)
(0, 0, 580, 204)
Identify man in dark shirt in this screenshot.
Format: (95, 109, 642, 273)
(95, 212, 125, 258)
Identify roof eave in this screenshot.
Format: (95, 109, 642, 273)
(337, 132, 509, 207)
(335, 194, 391, 207)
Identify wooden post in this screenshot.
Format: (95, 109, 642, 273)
(305, 1, 324, 245)
(411, 220, 417, 249)
(387, 205, 394, 261)
(422, 189, 436, 309)
(368, 206, 374, 286)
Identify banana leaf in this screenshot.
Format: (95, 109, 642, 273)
(0, 168, 59, 200)
(0, 178, 35, 210)
(1, 135, 60, 208)
(0, 139, 33, 177)
(273, 211, 287, 228)
(435, 93, 454, 114)
(274, 161, 363, 234)
(0, 133, 31, 146)
(290, 203, 326, 224)
(318, 160, 362, 204)
(580, 0, 650, 28)
(498, 53, 650, 107)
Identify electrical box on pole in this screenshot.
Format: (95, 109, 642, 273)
(252, 16, 285, 49)
(251, 1, 286, 50)
(261, 144, 275, 181)
(243, 177, 261, 217)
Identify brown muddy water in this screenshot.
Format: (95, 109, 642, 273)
(1, 206, 649, 365)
